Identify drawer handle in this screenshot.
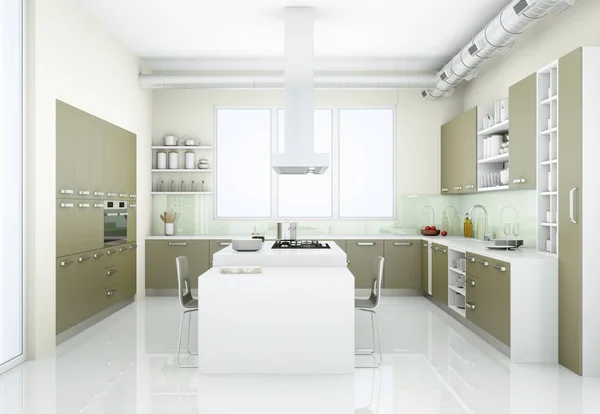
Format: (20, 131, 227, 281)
(60, 260, 74, 266)
(168, 242, 188, 246)
(119, 193, 128, 197)
(78, 203, 90, 208)
(493, 265, 506, 272)
(218, 242, 232, 246)
(60, 203, 74, 208)
(78, 190, 90, 195)
(454, 186, 462, 191)
(94, 191, 104, 196)
(130, 194, 136, 198)
(107, 289, 116, 297)
(94, 203, 103, 208)
(129, 204, 136, 208)
(466, 279, 476, 287)
(107, 269, 117, 276)
(78, 256, 90, 262)
(465, 256, 475, 263)
(118, 247, 127, 252)
(356, 242, 375, 246)
(477, 260, 489, 267)
(107, 192, 117, 197)
(393, 242, 413, 246)
(60, 189, 74, 194)
(129, 245, 137, 250)
(465, 185, 474, 189)
(107, 250, 116, 255)
(466, 302, 476, 310)
(94, 253, 105, 258)
(441, 188, 448, 193)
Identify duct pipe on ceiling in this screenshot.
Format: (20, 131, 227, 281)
(138, 73, 438, 90)
(421, 0, 575, 100)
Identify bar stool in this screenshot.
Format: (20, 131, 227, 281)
(355, 256, 384, 367)
(175, 256, 198, 368)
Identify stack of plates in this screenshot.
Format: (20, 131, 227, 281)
(198, 159, 209, 169)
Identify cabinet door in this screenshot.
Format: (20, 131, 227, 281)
(127, 203, 137, 243)
(115, 244, 136, 299)
(209, 240, 232, 266)
(90, 201, 104, 250)
(74, 201, 93, 253)
(74, 251, 96, 322)
(420, 241, 429, 293)
(558, 47, 583, 375)
(145, 240, 209, 290)
(487, 259, 511, 346)
(115, 127, 131, 198)
(127, 132, 137, 196)
(509, 73, 537, 189)
(383, 240, 421, 289)
(56, 101, 76, 198)
(458, 107, 478, 193)
(72, 109, 92, 199)
(334, 240, 347, 253)
(56, 256, 78, 334)
(89, 248, 110, 314)
(89, 115, 105, 198)
(440, 121, 452, 194)
(103, 123, 119, 198)
(347, 240, 384, 289)
(434, 245, 448, 304)
(56, 199, 76, 257)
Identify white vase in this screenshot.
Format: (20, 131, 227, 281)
(164, 223, 174, 236)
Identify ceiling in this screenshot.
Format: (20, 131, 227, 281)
(80, 0, 510, 72)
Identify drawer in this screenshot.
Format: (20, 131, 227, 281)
(465, 252, 491, 278)
(104, 285, 118, 307)
(102, 265, 118, 289)
(464, 274, 480, 299)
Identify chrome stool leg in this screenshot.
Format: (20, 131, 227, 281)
(177, 309, 197, 368)
(185, 311, 198, 356)
(355, 308, 382, 368)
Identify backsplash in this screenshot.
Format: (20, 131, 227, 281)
(152, 189, 537, 247)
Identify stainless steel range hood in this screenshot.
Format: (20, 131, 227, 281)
(272, 7, 329, 175)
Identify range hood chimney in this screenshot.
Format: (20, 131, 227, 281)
(271, 7, 329, 175)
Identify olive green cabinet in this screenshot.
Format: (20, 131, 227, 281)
(56, 256, 80, 334)
(383, 240, 421, 289)
(334, 240, 347, 253)
(346, 240, 384, 289)
(56, 101, 77, 198)
(509, 73, 537, 189)
(116, 244, 137, 299)
(209, 240, 232, 266)
(421, 241, 429, 293)
(431, 243, 448, 304)
(440, 108, 477, 194)
(146, 240, 210, 290)
(440, 121, 453, 194)
(127, 203, 137, 243)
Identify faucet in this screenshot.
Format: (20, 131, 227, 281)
(469, 204, 492, 241)
(421, 205, 435, 227)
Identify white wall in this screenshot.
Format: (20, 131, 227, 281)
(152, 88, 463, 196)
(462, 0, 600, 108)
(27, 0, 152, 358)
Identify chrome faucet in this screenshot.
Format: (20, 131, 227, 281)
(469, 204, 492, 241)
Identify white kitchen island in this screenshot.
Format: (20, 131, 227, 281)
(196, 266, 355, 374)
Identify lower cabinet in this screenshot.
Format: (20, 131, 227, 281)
(145, 240, 210, 290)
(334, 240, 347, 253)
(431, 243, 448, 304)
(346, 240, 384, 289)
(421, 241, 429, 293)
(383, 240, 421, 289)
(209, 240, 232, 266)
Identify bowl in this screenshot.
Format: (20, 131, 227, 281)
(421, 229, 441, 236)
(501, 142, 509, 148)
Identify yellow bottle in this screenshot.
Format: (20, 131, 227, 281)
(464, 214, 470, 238)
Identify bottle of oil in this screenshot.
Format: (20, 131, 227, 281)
(464, 214, 473, 238)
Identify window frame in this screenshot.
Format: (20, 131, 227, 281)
(213, 105, 396, 221)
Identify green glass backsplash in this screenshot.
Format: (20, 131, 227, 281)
(151, 189, 536, 247)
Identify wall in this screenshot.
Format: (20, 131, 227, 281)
(462, 0, 600, 108)
(27, 0, 152, 358)
(150, 88, 463, 235)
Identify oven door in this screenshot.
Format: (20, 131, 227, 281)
(104, 208, 128, 246)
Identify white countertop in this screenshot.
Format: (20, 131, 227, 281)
(145, 234, 413, 240)
(212, 241, 347, 267)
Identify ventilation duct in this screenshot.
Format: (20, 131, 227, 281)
(422, 0, 575, 100)
(138, 73, 438, 90)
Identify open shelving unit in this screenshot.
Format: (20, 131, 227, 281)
(537, 61, 559, 255)
(476, 103, 510, 192)
(447, 248, 467, 318)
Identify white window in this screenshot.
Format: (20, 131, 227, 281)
(215, 109, 272, 218)
(277, 109, 333, 218)
(215, 107, 395, 219)
(338, 109, 395, 218)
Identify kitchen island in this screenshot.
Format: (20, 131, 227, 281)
(196, 266, 355, 374)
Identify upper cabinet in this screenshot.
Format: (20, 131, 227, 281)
(509, 73, 537, 189)
(440, 107, 477, 194)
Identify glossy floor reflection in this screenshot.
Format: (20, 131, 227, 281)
(1, 297, 600, 413)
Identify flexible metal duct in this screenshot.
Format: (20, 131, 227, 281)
(138, 73, 439, 90)
(422, 0, 575, 100)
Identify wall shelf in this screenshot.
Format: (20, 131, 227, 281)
(477, 119, 509, 136)
(540, 159, 558, 165)
(541, 222, 558, 227)
(151, 146, 212, 150)
(449, 267, 466, 276)
(541, 191, 558, 196)
(541, 95, 558, 105)
(541, 127, 558, 135)
(478, 153, 509, 164)
(449, 285, 466, 296)
(151, 192, 212, 195)
(151, 169, 212, 173)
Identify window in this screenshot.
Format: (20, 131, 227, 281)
(339, 109, 395, 218)
(215, 107, 395, 219)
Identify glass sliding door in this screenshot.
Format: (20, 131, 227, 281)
(0, 0, 24, 373)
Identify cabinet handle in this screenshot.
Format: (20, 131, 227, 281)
(440, 248, 447, 253)
(78, 203, 90, 208)
(512, 178, 526, 184)
(129, 245, 137, 250)
(465, 302, 476, 310)
(107, 250, 116, 255)
(465, 256, 475, 262)
(569, 187, 577, 224)
(393, 242, 413, 246)
(118, 247, 127, 252)
(107, 269, 117, 276)
(129, 204, 136, 208)
(356, 242, 375, 246)
(433, 246, 439, 251)
(94, 203, 103, 208)
(130, 194, 136, 198)
(78, 190, 90, 195)
(218, 242, 232, 246)
(107, 289, 116, 297)
(465, 185, 475, 189)
(422, 242, 428, 247)
(78, 256, 90, 262)
(107, 192, 116, 197)
(476, 259, 489, 267)
(441, 188, 449, 193)
(466, 279, 476, 286)
(60, 203, 74, 208)
(493, 265, 506, 272)
(346, 259, 350, 264)
(94, 191, 104, 196)
(454, 186, 462, 191)
(119, 193, 128, 197)
(94, 253, 105, 258)
(168, 242, 188, 246)
(60, 260, 74, 266)
(60, 189, 74, 194)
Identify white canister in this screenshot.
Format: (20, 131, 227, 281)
(546, 239, 552, 252)
(156, 151, 167, 169)
(164, 223, 174, 236)
(168, 152, 179, 169)
(491, 135, 503, 156)
(546, 211, 552, 223)
(185, 151, 196, 169)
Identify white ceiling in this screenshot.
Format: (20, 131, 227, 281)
(80, 0, 510, 71)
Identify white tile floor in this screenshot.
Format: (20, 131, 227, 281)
(1, 296, 600, 413)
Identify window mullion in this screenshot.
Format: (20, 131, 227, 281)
(271, 108, 278, 220)
(332, 108, 340, 219)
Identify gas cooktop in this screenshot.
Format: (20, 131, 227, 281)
(272, 240, 331, 249)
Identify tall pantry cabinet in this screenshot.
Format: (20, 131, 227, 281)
(557, 47, 600, 376)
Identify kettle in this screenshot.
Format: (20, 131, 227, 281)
(277, 221, 297, 240)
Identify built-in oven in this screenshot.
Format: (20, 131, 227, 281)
(104, 200, 128, 246)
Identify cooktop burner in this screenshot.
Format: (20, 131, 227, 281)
(272, 240, 331, 249)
